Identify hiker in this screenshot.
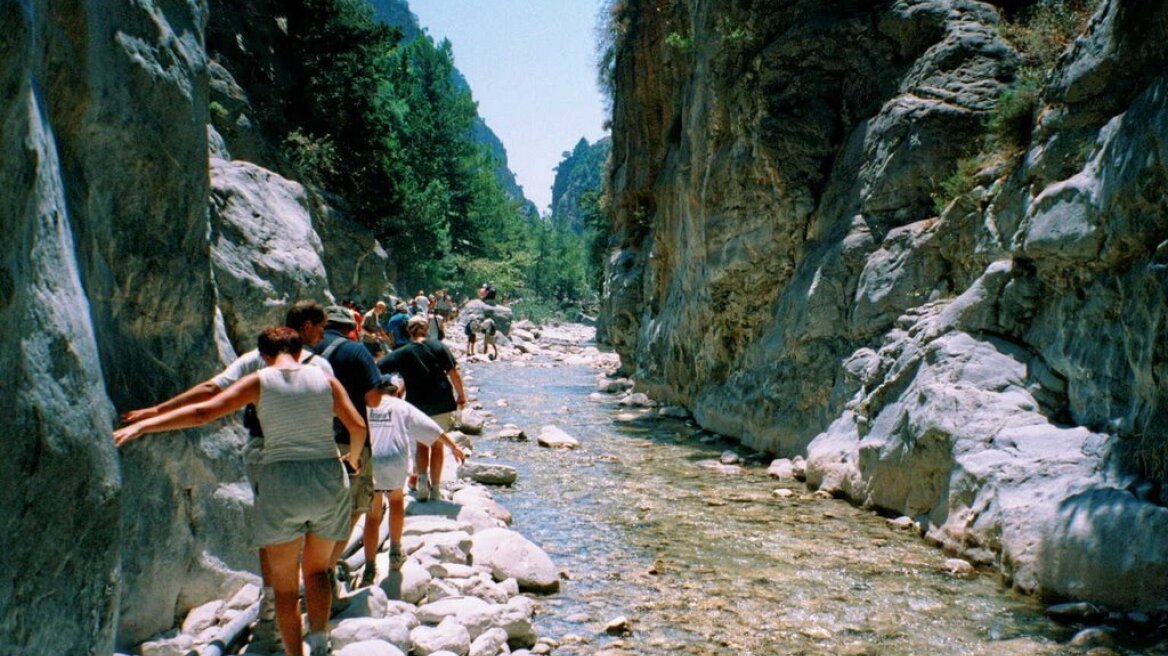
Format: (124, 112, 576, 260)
(386, 302, 410, 349)
(115, 326, 365, 656)
(480, 316, 499, 360)
(434, 290, 454, 325)
(414, 290, 430, 315)
(119, 300, 333, 646)
(464, 318, 480, 360)
(377, 315, 467, 502)
(315, 306, 384, 611)
(361, 301, 390, 353)
(359, 376, 467, 586)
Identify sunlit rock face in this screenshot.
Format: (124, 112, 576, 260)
(0, 2, 377, 651)
(605, 0, 1168, 608)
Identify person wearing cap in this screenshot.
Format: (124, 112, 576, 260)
(315, 305, 384, 612)
(357, 375, 467, 586)
(377, 315, 467, 503)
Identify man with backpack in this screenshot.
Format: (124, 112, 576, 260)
(315, 306, 384, 612)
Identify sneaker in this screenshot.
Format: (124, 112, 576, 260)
(389, 548, 406, 572)
(416, 474, 431, 502)
(305, 630, 331, 656)
(357, 563, 377, 588)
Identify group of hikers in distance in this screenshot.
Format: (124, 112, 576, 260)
(113, 296, 487, 656)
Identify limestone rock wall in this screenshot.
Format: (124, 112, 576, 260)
(605, 0, 1168, 608)
(0, 2, 388, 651)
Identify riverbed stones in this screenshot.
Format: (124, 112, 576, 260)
(471, 528, 560, 593)
(767, 459, 796, 479)
(720, 450, 740, 465)
(180, 600, 223, 635)
(537, 426, 580, 449)
(658, 405, 690, 418)
(605, 616, 633, 635)
(454, 486, 513, 523)
(1046, 602, 1105, 623)
(459, 461, 519, 486)
(410, 617, 471, 656)
(944, 558, 976, 578)
(618, 392, 656, 407)
(494, 424, 528, 441)
(459, 411, 487, 435)
(469, 627, 509, 656)
(331, 617, 411, 652)
(335, 641, 406, 656)
(597, 377, 634, 394)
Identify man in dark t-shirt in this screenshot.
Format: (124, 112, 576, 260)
(378, 315, 466, 501)
(318, 306, 383, 602)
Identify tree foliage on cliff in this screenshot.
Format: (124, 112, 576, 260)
(273, 0, 539, 295)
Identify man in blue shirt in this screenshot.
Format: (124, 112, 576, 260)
(316, 306, 383, 611)
(385, 302, 410, 349)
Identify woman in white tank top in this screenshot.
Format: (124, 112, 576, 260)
(114, 327, 366, 656)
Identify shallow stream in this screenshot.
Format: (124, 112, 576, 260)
(461, 348, 1165, 656)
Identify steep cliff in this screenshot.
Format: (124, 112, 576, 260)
(1, 1, 389, 651)
(604, 0, 1168, 609)
(551, 136, 612, 232)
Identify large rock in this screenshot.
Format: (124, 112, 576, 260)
(458, 300, 513, 335)
(0, 0, 267, 651)
(208, 158, 331, 343)
(332, 617, 411, 652)
(536, 426, 579, 449)
(458, 461, 519, 486)
(470, 528, 560, 593)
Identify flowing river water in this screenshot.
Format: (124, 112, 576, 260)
(458, 337, 1166, 656)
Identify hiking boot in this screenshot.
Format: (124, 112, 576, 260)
(389, 547, 406, 572)
(306, 630, 331, 656)
(357, 563, 377, 588)
(416, 474, 431, 502)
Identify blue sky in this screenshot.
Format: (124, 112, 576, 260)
(408, 0, 610, 214)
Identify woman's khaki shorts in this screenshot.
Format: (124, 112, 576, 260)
(252, 458, 350, 548)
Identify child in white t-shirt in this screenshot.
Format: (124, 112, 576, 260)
(359, 376, 466, 585)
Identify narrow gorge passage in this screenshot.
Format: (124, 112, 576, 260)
(466, 332, 1166, 656)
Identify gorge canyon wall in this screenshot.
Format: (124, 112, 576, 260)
(2, 1, 394, 651)
(604, 0, 1168, 609)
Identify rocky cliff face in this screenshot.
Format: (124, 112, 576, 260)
(0, 1, 396, 652)
(604, 0, 1168, 609)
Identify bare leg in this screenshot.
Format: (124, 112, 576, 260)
(365, 492, 384, 564)
(416, 442, 432, 480)
(330, 513, 360, 568)
(264, 537, 305, 656)
(302, 533, 336, 635)
(388, 489, 405, 546)
(430, 446, 445, 491)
